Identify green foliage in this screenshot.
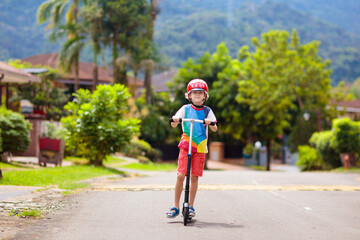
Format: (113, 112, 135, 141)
(297, 145, 322, 171)
(288, 113, 318, 152)
(122, 139, 162, 162)
(0, 129, 2, 152)
(135, 91, 176, 145)
(0, 107, 32, 154)
(8, 60, 69, 121)
(42, 121, 66, 140)
(309, 131, 341, 169)
(61, 84, 140, 166)
(332, 118, 360, 153)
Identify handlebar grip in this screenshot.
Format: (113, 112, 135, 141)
(202, 120, 216, 126)
(170, 118, 182, 123)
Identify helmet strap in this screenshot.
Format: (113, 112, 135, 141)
(190, 101, 204, 108)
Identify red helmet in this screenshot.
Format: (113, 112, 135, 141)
(185, 79, 209, 101)
(187, 79, 208, 94)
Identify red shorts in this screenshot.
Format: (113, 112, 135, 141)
(177, 148, 206, 177)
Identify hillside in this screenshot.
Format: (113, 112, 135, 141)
(0, 0, 58, 60)
(156, 1, 360, 84)
(0, 0, 359, 85)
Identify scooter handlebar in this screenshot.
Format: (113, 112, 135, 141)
(170, 118, 216, 126)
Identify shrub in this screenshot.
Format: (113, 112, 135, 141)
(0, 129, 2, 152)
(61, 84, 140, 166)
(122, 139, 162, 162)
(42, 121, 66, 140)
(332, 118, 360, 153)
(297, 145, 322, 171)
(309, 130, 341, 169)
(0, 107, 32, 154)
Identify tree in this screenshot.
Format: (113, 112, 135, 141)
(101, 0, 149, 85)
(61, 84, 140, 166)
(237, 30, 332, 170)
(144, 0, 161, 104)
(37, 0, 84, 91)
(80, 0, 104, 91)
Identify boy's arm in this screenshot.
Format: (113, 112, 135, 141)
(204, 118, 218, 132)
(205, 109, 217, 132)
(171, 106, 185, 128)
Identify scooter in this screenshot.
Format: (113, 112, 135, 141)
(170, 117, 215, 226)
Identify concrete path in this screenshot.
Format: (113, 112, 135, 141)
(12, 168, 360, 240)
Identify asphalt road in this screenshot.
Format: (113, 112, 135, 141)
(14, 170, 360, 240)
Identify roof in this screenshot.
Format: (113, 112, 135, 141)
(152, 69, 178, 92)
(0, 61, 41, 84)
(331, 99, 360, 113)
(21, 53, 112, 83)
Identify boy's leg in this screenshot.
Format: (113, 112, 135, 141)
(174, 173, 185, 209)
(189, 175, 198, 207)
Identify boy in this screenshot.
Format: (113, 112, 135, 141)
(166, 79, 217, 219)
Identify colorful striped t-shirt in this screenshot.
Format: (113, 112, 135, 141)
(174, 104, 217, 153)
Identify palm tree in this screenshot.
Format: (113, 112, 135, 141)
(80, 0, 104, 91)
(144, 0, 160, 104)
(37, 0, 84, 91)
(101, 0, 149, 85)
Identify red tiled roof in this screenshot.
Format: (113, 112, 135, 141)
(22, 53, 112, 83)
(332, 100, 360, 109)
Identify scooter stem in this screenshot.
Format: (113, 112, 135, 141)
(184, 119, 194, 205)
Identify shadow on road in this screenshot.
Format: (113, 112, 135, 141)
(168, 219, 243, 229)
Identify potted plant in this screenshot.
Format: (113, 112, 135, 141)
(39, 121, 66, 167)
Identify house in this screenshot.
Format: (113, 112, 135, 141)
(0, 61, 41, 108)
(332, 100, 360, 120)
(21, 53, 144, 95)
(152, 68, 177, 93)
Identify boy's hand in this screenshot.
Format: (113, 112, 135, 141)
(172, 116, 180, 122)
(171, 116, 181, 128)
(204, 118, 218, 132)
(203, 118, 212, 125)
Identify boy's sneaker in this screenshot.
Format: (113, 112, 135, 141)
(189, 206, 196, 218)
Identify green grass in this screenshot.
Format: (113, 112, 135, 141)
(9, 208, 43, 218)
(63, 156, 89, 165)
(0, 162, 30, 171)
(332, 167, 360, 173)
(64, 155, 126, 167)
(0, 165, 125, 190)
(104, 155, 127, 167)
(121, 162, 177, 171)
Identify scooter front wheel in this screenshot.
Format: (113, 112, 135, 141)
(183, 206, 189, 226)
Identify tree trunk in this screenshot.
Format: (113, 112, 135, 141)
(74, 55, 79, 92)
(145, 65, 152, 104)
(112, 26, 119, 84)
(266, 139, 271, 171)
(92, 40, 99, 92)
(144, 0, 158, 104)
(133, 71, 138, 96)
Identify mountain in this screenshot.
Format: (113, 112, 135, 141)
(0, 0, 58, 60)
(155, 1, 360, 84)
(0, 0, 359, 85)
